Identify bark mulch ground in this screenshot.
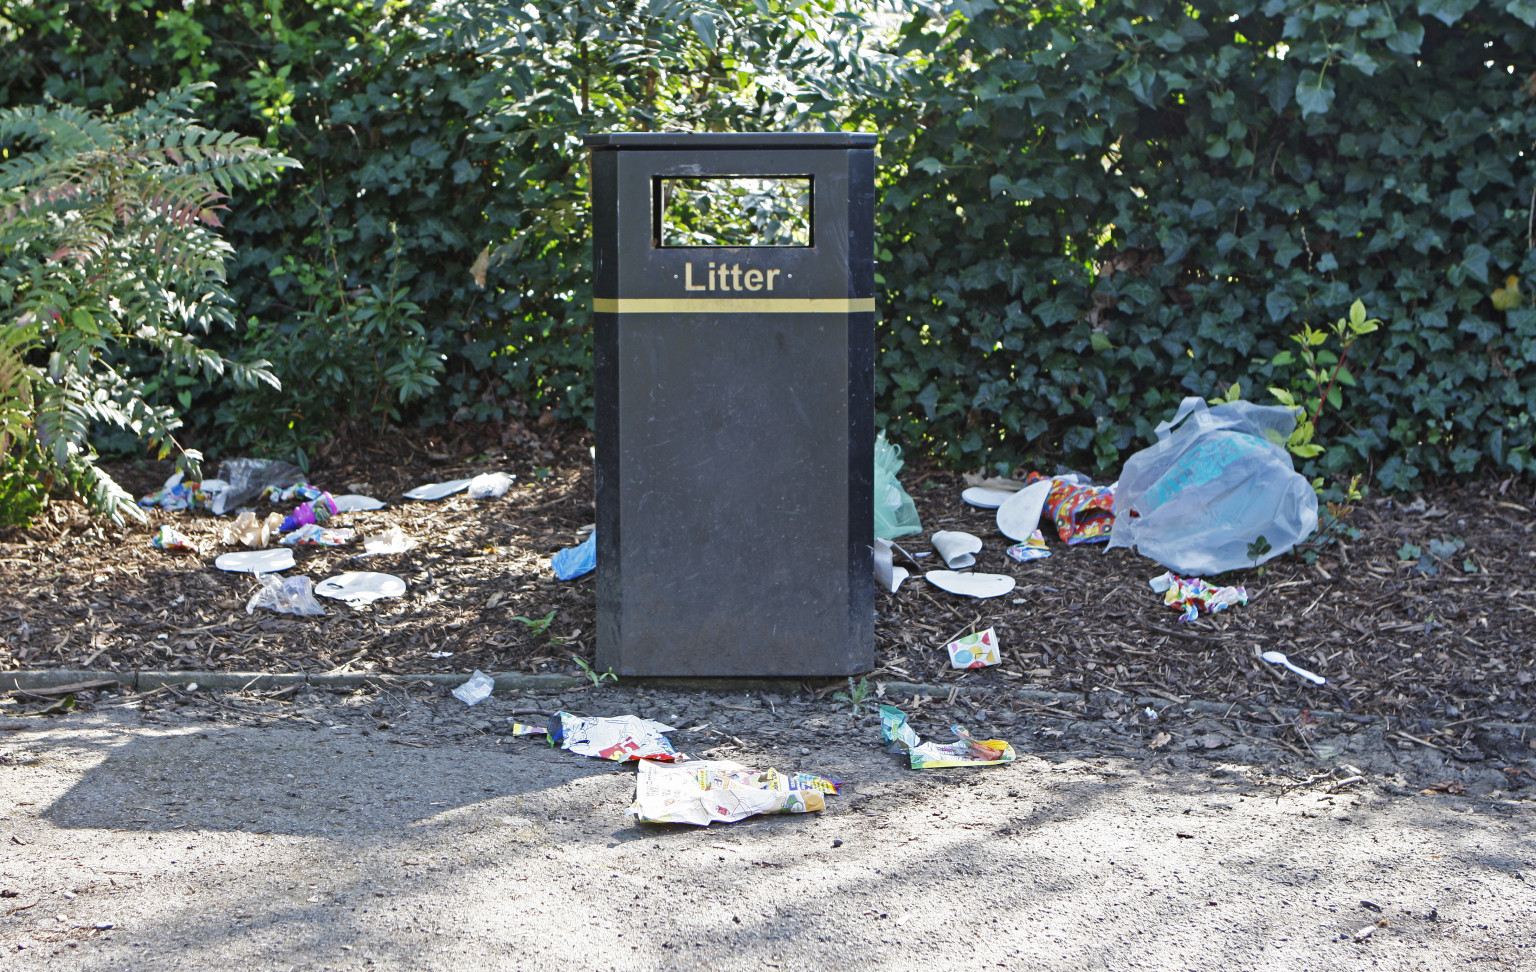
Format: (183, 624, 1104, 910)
(1, 423, 1533, 729)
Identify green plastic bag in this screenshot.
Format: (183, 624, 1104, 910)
(874, 433, 922, 540)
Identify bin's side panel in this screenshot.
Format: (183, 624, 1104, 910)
(591, 147, 623, 670)
(845, 146, 876, 665)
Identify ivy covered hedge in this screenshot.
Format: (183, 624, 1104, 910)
(4, 0, 1536, 491)
(867, 0, 1536, 490)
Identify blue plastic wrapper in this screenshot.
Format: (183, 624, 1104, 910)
(551, 532, 596, 580)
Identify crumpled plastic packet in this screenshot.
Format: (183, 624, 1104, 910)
(150, 524, 199, 553)
(549, 711, 683, 762)
(362, 526, 417, 557)
(628, 758, 829, 826)
(281, 492, 339, 532)
(451, 670, 494, 705)
(1005, 529, 1051, 562)
(880, 704, 1016, 770)
(1027, 471, 1115, 545)
(245, 574, 326, 616)
(277, 523, 356, 547)
(222, 510, 285, 549)
(552, 532, 596, 580)
(946, 627, 1000, 669)
(1149, 571, 1248, 623)
(467, 472, 514, 499)
(264, 482, 324, 505)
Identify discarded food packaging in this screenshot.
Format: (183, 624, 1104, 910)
(946, 627, 1001, 668)
(931, 530, 983, 569)
(215, 548, 296, 573)
(549, 711, 682, 762)
(925, 570, 1016, 599)
(315, 571, 407, 605)
(629, 758, 830, 826)
(880, 704, 1016, 769)
(402, 478, 474, 501)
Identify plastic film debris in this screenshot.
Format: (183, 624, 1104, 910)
(880, 704, 1016, 770)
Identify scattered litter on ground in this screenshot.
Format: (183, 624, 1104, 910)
(280, 493, 339, 531)
(1006, 530, 1051, 562)
(1108, 396, 1318, 574)
(1033, 473, 1116, 545)
(277, 523, 356, 547)
(508, 721, 547, 736)
(549, 712, 682, 762)
(1261, 650, 1327, 685)
(314, 571, 407, 605)
(552, 532, 596, 580)
(995, 477, 1054, 541)
(961, 486, 1014, 509)
(925, 570, 1015, 599)
(212, 458, 305, 514)
(873, 538, 910, 593)
(402, 478, 473, 501)
(1148, 571, 1248, 622)
(450, 670, 494, 705)
(874, 433, 922, 539)
(361, 526, 417, 557)
(946, 627, 1000, 668)
(150, 525, 198, 553)
(214, 548, 295, 573)
(467, 471, 514, 499)
(222, 511, 284, 549)
(880, 704, 1016, 769)
(629, 758, 830, 826)
(331, 494, 386, 512)
(138, 471, 212, 512)
(244, 574, 325, 616)
(931, 530, 983, 569)
(265, 482, 324, 505)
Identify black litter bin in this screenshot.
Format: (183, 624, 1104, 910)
(587, 132, 875, 677)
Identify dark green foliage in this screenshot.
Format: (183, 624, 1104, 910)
(862, 0, 1536, 488)
(0, 85, 295, 524)
(6, 0, 1536, 492)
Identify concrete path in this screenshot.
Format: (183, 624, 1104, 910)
(1, 686, 1531, 970)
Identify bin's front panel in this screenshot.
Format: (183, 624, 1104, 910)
(593, 145, 873, 677)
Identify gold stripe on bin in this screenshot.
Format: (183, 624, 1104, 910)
(592, 297, 875, 314)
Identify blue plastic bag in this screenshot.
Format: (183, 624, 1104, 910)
(552, 532, 596, 580)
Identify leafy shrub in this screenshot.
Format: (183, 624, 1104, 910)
(0, 85, 295, 523)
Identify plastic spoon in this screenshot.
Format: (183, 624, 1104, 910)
(1261, 650, 1326, 685)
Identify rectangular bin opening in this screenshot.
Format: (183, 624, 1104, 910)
(654, 176, 813, 247)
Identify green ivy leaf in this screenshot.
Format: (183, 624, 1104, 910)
(1295, 72, 1335, 117)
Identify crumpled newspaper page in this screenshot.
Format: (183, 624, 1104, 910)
(628, 759, 828, 826)
(880, 704, 1016, 769)
(550, 712, 684, 762)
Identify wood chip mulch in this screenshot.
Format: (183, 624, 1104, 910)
(1, 423, 1532, 725)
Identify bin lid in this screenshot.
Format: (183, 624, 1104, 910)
(585, 131, 876, 150)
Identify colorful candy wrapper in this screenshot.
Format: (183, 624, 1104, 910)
(1006, 529, 1051, 562)
(277, 523, 356, 547)
(1149, 571, 1247, 623)
(151, 524, 199, 553)
(1026, 471, 1115, 545)
(508, 722, 547, 736)
(281, 492, 339, 532)
(549, 712, 684, 762)
(880, 704, 1016, 770)
(946, 627, 1001, 669)
(629, 759, 827, 826)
